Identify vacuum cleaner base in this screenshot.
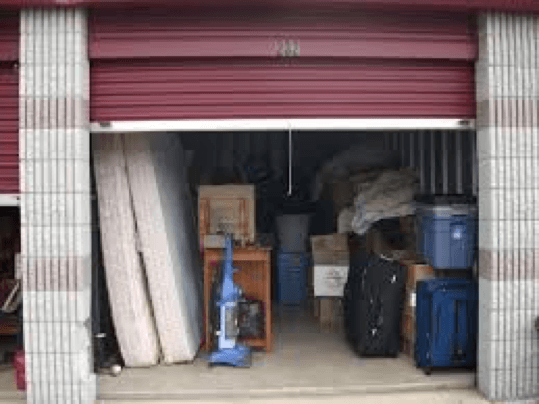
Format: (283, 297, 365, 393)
(208, 344, 252, 368)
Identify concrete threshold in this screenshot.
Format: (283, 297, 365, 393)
(98, 379, 476, 402)
(95, 388, 498, 404)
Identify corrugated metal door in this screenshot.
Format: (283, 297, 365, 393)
(0, 11, 19, 194)
(89, 8, 477, 122)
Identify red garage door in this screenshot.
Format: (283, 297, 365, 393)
(0, 11, 19, 194)
(89, 8, 477, 122)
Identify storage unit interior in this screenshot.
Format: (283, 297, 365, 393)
(0, 206, 23, 398)
(91, 128, 479, 400)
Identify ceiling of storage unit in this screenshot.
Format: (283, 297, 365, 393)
(179, 131, 388, 175)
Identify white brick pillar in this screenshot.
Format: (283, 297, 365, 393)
(20, 8, 95, 404)
(476, 12, 539, 401)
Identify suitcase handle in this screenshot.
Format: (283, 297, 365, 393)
(435, 305, 441, 345)
(452, 300, 466, 363)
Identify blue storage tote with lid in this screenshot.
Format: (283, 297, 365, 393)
(416, 196, 478, 270)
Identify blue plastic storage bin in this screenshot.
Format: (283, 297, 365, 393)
(415, 278, 478, 373)
(276, 252, 309, 305)
(417, 202, 477, 270)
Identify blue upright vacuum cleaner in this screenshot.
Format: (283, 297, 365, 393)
(208, 235, 253, 368)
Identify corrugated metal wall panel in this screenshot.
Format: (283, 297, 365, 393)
(398, 129, 476, 196)
(89, 9, 477, 60)
(0, 11, 19, 194)
(0, 62, 18, 194)
(90, 60, 476, 121)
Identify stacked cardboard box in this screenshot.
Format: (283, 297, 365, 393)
(316, 297, 344, 332)
(400, 262, 434, 357)
(311, 234, 349, 297)
(311, 234, 349, 332)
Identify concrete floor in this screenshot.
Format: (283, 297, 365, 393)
(0, 364, 25, 401)
(0, 336, 26, 402)
(98, 306, 479, 402)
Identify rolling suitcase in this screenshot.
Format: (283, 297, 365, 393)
(415, 278, 478, 374)
(344, 254, 406, 357)
(343, 249, 368, 345)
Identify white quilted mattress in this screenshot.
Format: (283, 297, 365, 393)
(93, 132, 203, 366)
(124, 133, 203, 364)
(92, 133, 160, 367)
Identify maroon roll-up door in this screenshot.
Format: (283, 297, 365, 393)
(89, 8, 477, 122)
(0, 11, 19, 194)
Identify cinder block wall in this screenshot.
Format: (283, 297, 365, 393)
(20, 8, 95, 404)
(476, 12, 539, 401)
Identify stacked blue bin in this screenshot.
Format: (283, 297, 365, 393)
(275, 213, 311, 305)
(276, 252, 309, 305)
(416, 196, 478, 270)
(413, 196, 479, 373)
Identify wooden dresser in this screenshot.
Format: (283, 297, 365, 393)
(203, 246, 272, 352)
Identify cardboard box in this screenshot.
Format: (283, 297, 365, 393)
(405, 290, 417, 312)
(317, 297, 343, 332)
(314, 265, 349, 297)
(365, 227, 395, 255)
(406, 264, 434, 290)
(310, 234, 348, 253)
(401, 288, 417, 358)
(311, 234, 349, 266)
(400, 337, 415, 357)
(399, 215, 416, 235)
(402, 311, 415, 338)
(312, 252, 349, 266)
(311, 234, 349, 297)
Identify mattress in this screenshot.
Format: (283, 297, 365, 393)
(124, 133, 203, 363)
(92, 133, 160, 367)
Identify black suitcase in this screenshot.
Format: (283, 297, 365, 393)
(344, 254, 406, 357)
(344, 249, 368, 345)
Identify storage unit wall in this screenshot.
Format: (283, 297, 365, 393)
(385, 130, 477, 196)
